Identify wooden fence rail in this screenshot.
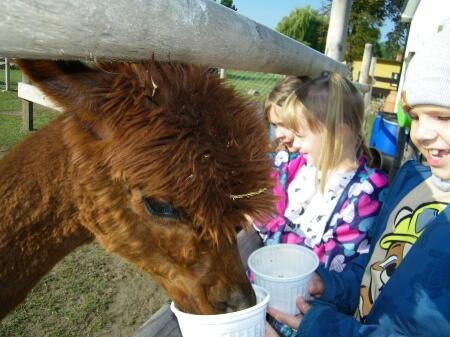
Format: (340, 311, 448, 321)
(0, 0, 349, 78)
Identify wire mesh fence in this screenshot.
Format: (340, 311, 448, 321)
(1, 58, 19, 92)
(222, 69, 283, 103)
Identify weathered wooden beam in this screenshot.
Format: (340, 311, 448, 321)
(325, 0, 353, 62)
(358, 43, 373, 98)
(0, 0, 349, 78)
(18, 82, 62, 112)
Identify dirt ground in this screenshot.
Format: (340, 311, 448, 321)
(0, 243, 169, 337)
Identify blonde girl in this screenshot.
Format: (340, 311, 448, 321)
(259, 71, 388, 337)
(264, 76, 310, 152)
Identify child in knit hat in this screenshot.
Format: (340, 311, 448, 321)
(265, 19, 450, 337)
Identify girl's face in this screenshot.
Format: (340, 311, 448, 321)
(292, 120, 323, 166)
(409, 105, 450, 180)
(268, 106, 299, 152)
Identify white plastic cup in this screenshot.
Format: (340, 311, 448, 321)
(248, 244, 319, 315)
(171, 285, 270, 337)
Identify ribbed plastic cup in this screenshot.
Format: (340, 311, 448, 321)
(248, 244, 319, 315)
(170, 285, 270, 337)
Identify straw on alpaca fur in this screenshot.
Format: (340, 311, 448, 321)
(0, 60, 274, 319)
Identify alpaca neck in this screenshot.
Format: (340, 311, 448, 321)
(0, 119, 93, 318)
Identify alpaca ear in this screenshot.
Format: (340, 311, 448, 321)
(15, 59, 104, 113)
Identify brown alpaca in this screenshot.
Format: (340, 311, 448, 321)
(0, 60, 274, 319)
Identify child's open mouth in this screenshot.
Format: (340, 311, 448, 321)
(426, 149, 450, 166)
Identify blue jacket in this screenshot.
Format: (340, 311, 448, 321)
(298, 160, 450, 337)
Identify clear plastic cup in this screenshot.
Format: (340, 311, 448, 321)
(170, 285, 270, 337)
(248, 244, 319, 315)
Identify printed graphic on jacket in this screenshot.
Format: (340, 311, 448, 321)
(359, 201, 448, 320)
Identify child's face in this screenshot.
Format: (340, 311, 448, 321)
(292, 121, 323, 166)
(269, 106, 299, 152)
(409, 105, 450, 180)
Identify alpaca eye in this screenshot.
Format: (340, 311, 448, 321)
(143, 197, 182, 219)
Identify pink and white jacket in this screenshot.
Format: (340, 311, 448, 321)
(255, 149, 389, 272)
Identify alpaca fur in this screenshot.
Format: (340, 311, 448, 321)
(0, 60, 274, 319)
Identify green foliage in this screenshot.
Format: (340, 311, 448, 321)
(322, 0, 407, 62)
(276, 6, 328, 52)
(384, 0, 407, 58)
(346, 17, 381, 62)
(214, 0, 237, 11)
(344, 0, 384, 62)
(376, 40, 400, 60)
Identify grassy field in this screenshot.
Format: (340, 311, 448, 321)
(0, 67, 379, 336)
(0, 67, 21, 91)
(224, 70, 282, 101)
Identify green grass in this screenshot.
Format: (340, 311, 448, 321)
(0, 244, 166, 337)
(224, 70, 282, 101)
(0, 109, 59, 149)
(0, 68, 21, 91)
(0, 67, 59, 149)
(0, 90, 22, 112)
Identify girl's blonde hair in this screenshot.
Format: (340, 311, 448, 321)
(282, 71, 368, 192)
(264, 75, 310, 123)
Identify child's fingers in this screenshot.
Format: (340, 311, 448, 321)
(267, 306, 302, 329)
(296, 296, 312, 315)
(308, 273, 324, 297)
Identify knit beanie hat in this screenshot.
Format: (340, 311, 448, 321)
(403, 19, 450, 108)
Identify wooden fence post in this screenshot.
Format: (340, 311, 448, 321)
(358, 43, 373, 113)
(364, 56, 377, 115)
(325, 0, 353, 62)
(21, 73, 34, 131)
(4, 57, 10, 91)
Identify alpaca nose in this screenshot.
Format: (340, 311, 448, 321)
(225, 288, 257, 313)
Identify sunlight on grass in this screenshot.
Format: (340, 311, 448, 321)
(0, 109, 59, 149)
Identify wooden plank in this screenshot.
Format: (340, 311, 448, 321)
(18, 82, 62, 112)
(0, 0, 349, 78)
(133, 304, 182, 337)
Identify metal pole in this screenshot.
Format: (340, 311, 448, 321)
(325, 0, 353, 62)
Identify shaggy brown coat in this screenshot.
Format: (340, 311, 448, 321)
(0, 60, 274, 319)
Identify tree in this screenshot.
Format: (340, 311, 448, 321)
(384, 0, 408, 59)
(214, 0, 237, 11)
(322, 0, 407, 61)
(276, 6, 329, 52)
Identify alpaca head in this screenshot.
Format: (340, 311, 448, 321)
(16, 60, 274, 314)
